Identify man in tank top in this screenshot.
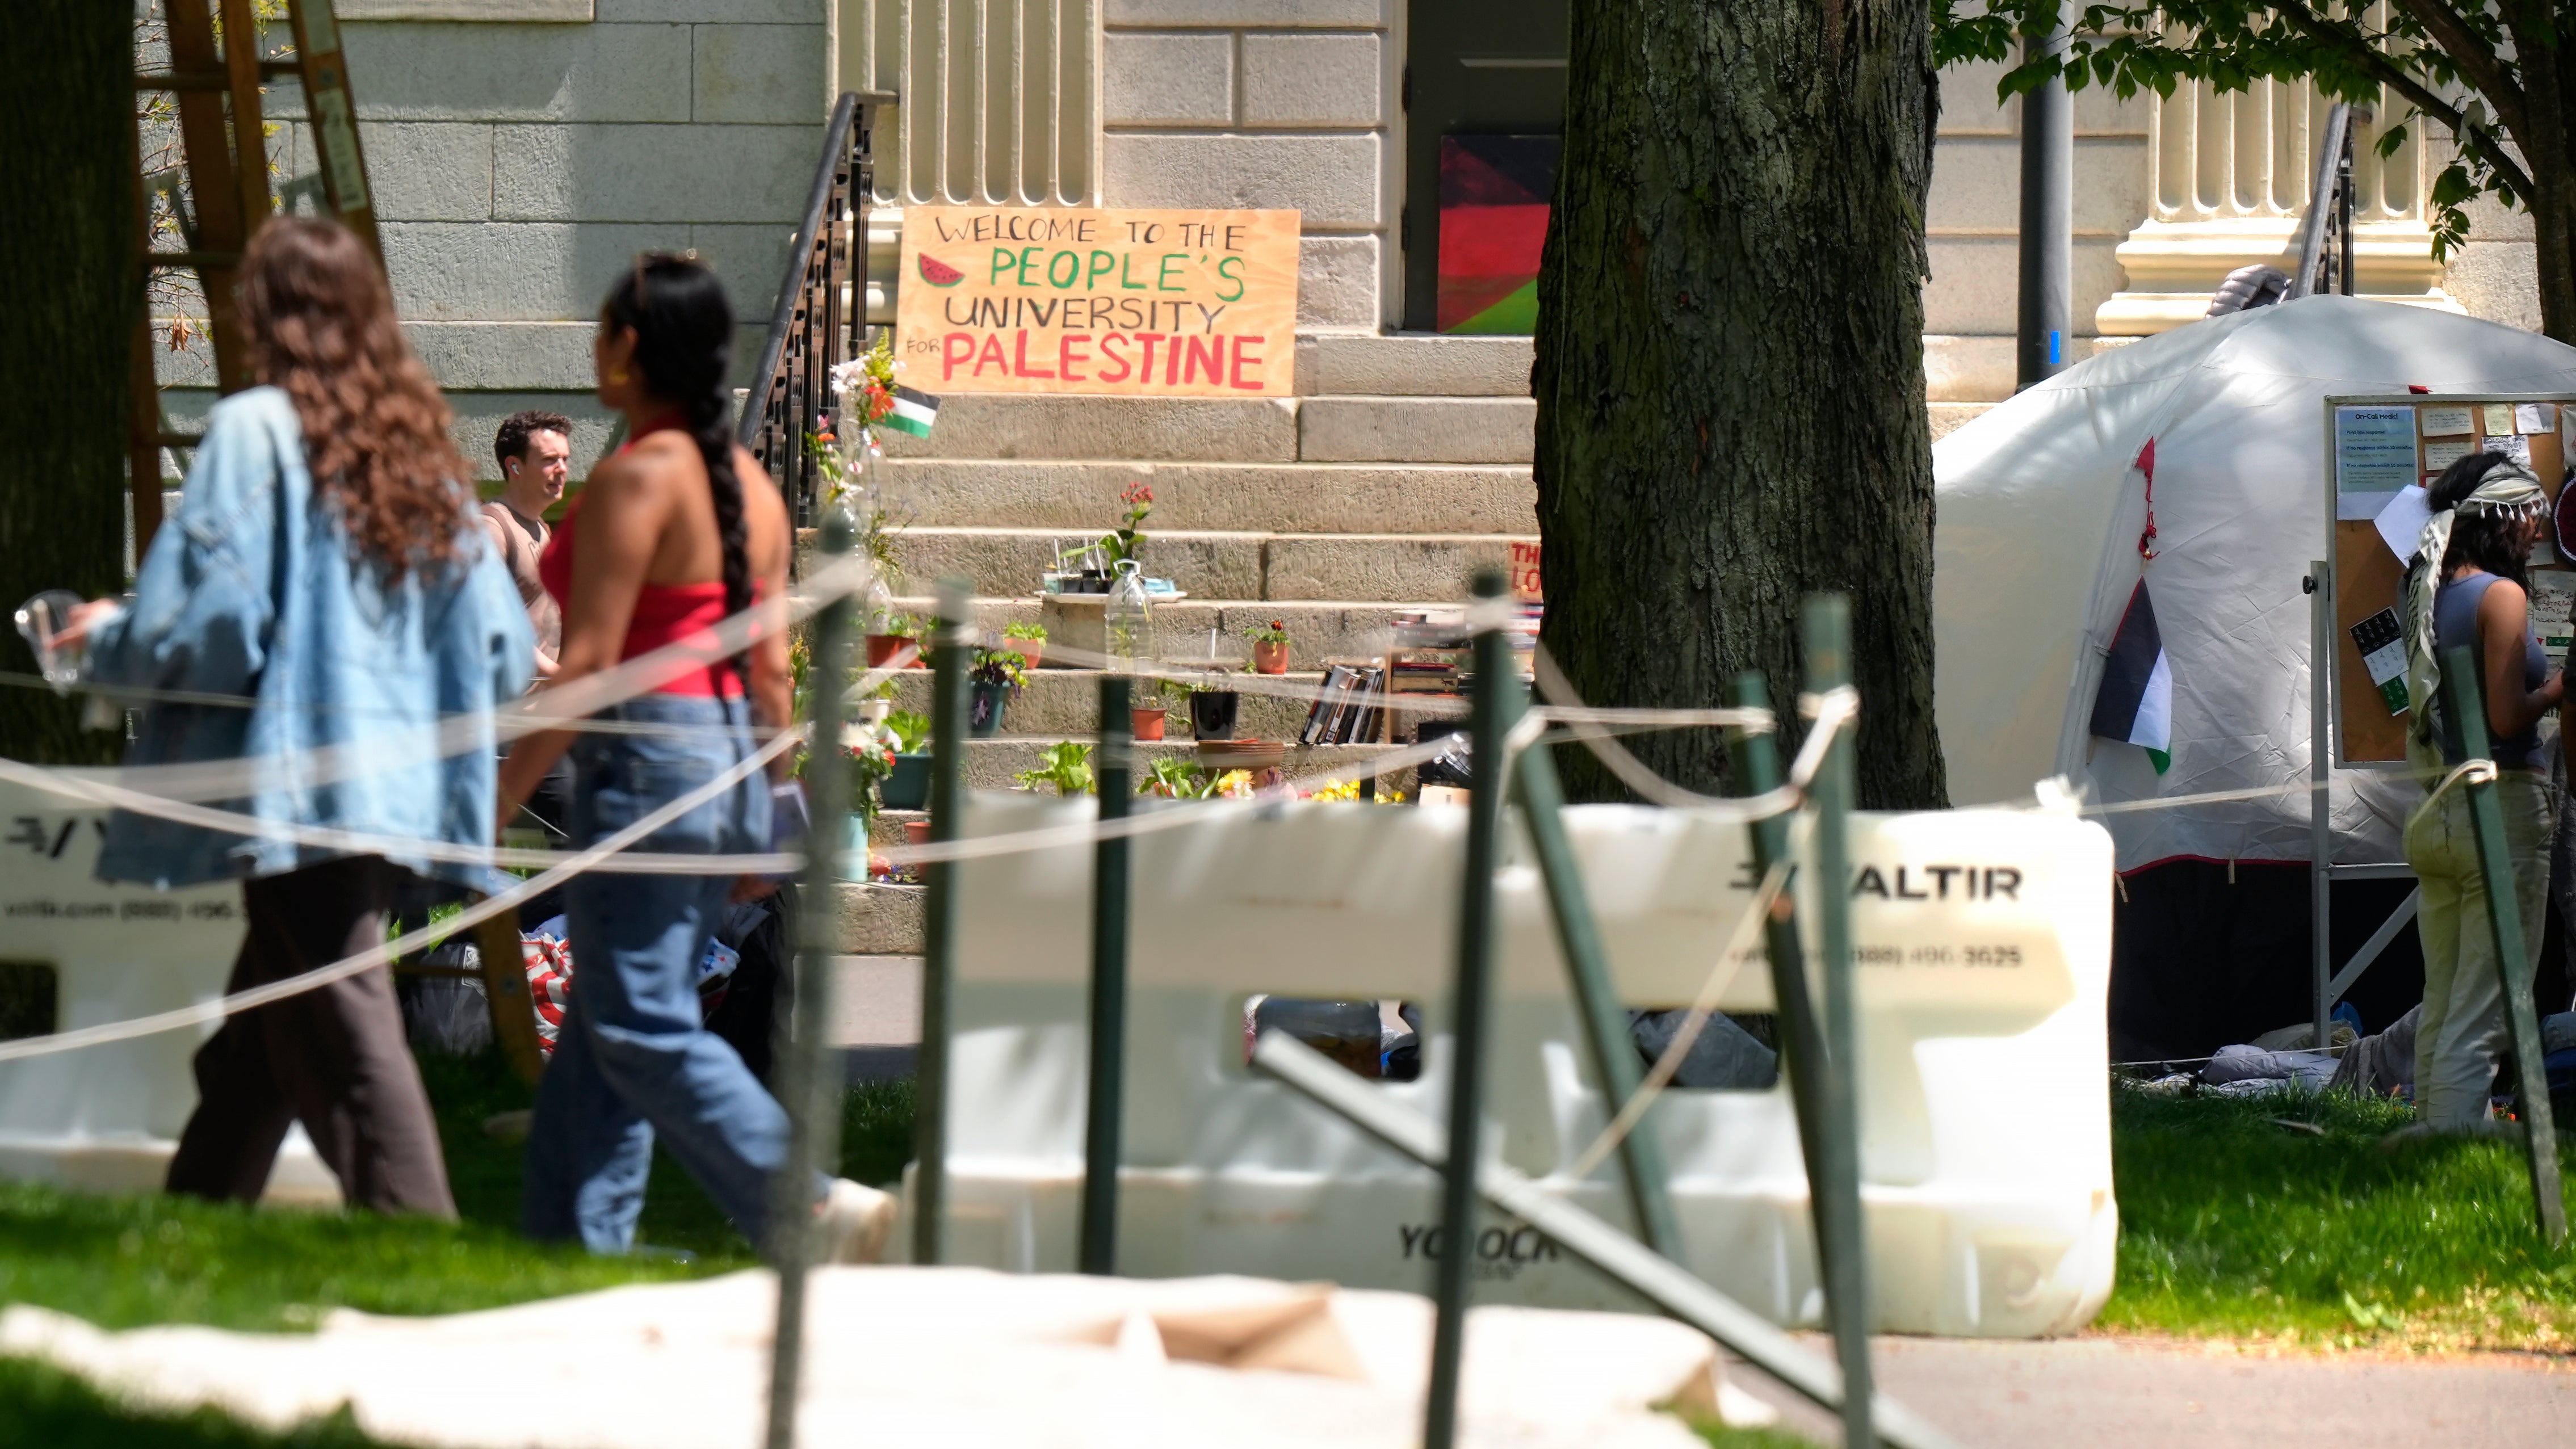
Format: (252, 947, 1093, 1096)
(479, 409, 570, 681)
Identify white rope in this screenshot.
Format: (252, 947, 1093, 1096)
(44, 552, 880, 804)
(0, 723, 800, 1066)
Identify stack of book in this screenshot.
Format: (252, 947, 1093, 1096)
(1300, 663, 1388, 745)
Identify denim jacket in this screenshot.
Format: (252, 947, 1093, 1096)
(89, 387, 532, 890)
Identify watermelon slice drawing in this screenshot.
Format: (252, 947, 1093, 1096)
(916, 254, 964, 288)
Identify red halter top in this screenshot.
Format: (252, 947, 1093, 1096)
(536, 415, 752, 698)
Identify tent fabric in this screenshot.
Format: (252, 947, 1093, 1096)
(1935, 295, 2576, 871)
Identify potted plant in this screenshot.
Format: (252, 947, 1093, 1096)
(868, 612, 924, 670)
(968, 647, 1026, 737)
(878, 709, 932, 810)
(1002, 620, 1047, 670)
(1131, 679, 1175, 741)
(1244, 619, 1291, 675)
(1139, 756, 1210, 799)
(1013, 740, 1095, 796)
(1185, 668, 1239, 740)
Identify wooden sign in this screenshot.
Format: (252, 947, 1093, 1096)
(896, 206, 1300, 398)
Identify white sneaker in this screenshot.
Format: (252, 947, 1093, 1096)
(814, 1178, 898, 1264)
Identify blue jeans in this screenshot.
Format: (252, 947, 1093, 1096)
(522, 693, 795, 1253)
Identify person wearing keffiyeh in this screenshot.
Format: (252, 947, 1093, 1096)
(2398, 450, 2565, 1128)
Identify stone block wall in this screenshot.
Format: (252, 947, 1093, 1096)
(160, 0, 831, 482)
(1099, 0, 1394, 331)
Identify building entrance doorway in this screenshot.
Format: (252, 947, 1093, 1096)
(1402, 0, 1568, 333)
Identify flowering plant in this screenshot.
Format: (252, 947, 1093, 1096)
(1243, 619, 1290, 646)
(1058, 479, 1155, 575)
(827, 332, 900, 428)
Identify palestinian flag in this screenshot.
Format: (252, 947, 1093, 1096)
(880, 385, 939, 439)
(2089, 579, 2172, 772)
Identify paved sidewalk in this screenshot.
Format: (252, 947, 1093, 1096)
(1741, 1334, 2574, 1447)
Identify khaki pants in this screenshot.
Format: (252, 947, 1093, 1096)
(2405, 771, 2556, 1128)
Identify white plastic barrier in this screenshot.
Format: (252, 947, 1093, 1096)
(912, 793, 2117, 1338)
(0, 781, 339, 1205)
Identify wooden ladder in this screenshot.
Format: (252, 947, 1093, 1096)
(131, 0, 380, 555)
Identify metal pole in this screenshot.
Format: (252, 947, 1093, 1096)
(1423, 569, 1510, 1449)
(1513, 734, 1684, 1259)
(1723, 673, 1834, 1255)
(1080, 674, 1132, 1274)
(1803, 595, 1874, 1449)
(2336, 124, 2357, 297)
(2015, 20, 2072, 390)
(912, 577, 970, 1267)
(2310, 561, 2333, 1052)
(2439, 645, 2567, 1245)
(761, 495, 856, 1449)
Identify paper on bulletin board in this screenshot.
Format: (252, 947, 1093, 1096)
(2534, 571, 2576, 660)
(2335, 406, 2419, 517)
(2423, 438, 2473, 475)
(2518, 402, 2558, 434)
(2485, 403, 2517, 436)
(2373, 485, 2432, 562)
(2420, 406, 2475, 436)
(895, 206, 1300, 397)
(2494, 434, 2535, 467)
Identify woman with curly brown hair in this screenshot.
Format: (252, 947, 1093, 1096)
(58, 217, 532, 1214)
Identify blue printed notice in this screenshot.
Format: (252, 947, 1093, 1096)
(2335, 406, 2419, 518)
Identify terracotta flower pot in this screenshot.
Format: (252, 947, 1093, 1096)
(1251, 640, 1289, 675)
(866, 635, 908, 669)
(1004, 638, 1044, 670)
(1130, 705, 1167, 741)
(904, 819, 933, 846)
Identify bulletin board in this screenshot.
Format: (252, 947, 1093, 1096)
(2324, 393, 2576, 765)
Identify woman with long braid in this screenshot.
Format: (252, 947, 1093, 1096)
(2401, 450, 2563, 1127)
(497, 255, 892, 1256)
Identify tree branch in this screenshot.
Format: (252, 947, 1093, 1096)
(2388, 0, 2530, 137)
(2272, 0, 2536, 204)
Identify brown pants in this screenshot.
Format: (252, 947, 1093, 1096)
(166, 856, 457, 1217)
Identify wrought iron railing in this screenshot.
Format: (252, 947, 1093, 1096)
(2289, 102, 2361, 300)
(740, 90, 894, 527)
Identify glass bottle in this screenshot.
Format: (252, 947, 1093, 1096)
(1105, 558, 1154, 673)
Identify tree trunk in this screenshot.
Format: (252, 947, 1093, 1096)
(0, 4, 133, 766)
(2532, 58, 2576, 344)
(1533, 0, 1948, 808)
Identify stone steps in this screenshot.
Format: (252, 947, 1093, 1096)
(879, 393, 1534, 465)
(884, 595, 1457, 673)
(885, 667, 1331, 740)
(879, 527, 1529, 604)
(879, 459, 1534, 535)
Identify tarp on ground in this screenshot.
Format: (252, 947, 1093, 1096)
(1934, 295, 2576, 872)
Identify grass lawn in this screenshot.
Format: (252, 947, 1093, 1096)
(2101, 1083, 2576, 1351)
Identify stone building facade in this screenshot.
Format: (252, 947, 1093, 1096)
(173, 1, 2544, 474)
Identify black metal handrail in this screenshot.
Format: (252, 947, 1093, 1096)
(2289, 102, 2361, 300)
(740, 90, 893, 526)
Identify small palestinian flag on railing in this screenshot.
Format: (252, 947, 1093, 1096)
(2089, 578, 2172, 772)
(881, 385, 941, 439)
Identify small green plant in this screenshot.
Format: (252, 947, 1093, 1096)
(884, 709, 932, 754)
(1243, 619, 1290, 645)
(1140, 756, 1213, 799)
(879, 613, 925, 640)
(1004, 620, 1047, 642)
(1054, 480, 1155, 574)
(1015, 741, 1096, 796)
(969, 647, 1027, 692)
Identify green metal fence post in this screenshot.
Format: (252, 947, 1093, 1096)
(912, 577, 971, 1267)
(1512, 729, 1684, 1259)
(1423, 570, 1510, 1449)
(1080, 674, 1133, 1274)
(762, 502, 855, 1449)
(1723, 671, 1834, 1259)
(1803, 595, 1875, 1449)
(2438, 644, 2567, 1245)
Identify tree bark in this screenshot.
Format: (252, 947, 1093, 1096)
(0, 3, 133, 766)
(1533, 0, 1949, 808)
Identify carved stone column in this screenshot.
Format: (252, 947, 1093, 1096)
(2096, 75, 2458, 333)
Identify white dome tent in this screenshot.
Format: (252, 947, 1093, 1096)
(1932, 296, 2576, 1052)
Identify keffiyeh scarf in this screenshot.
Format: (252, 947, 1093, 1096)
(2403, 461, 2548, 757)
